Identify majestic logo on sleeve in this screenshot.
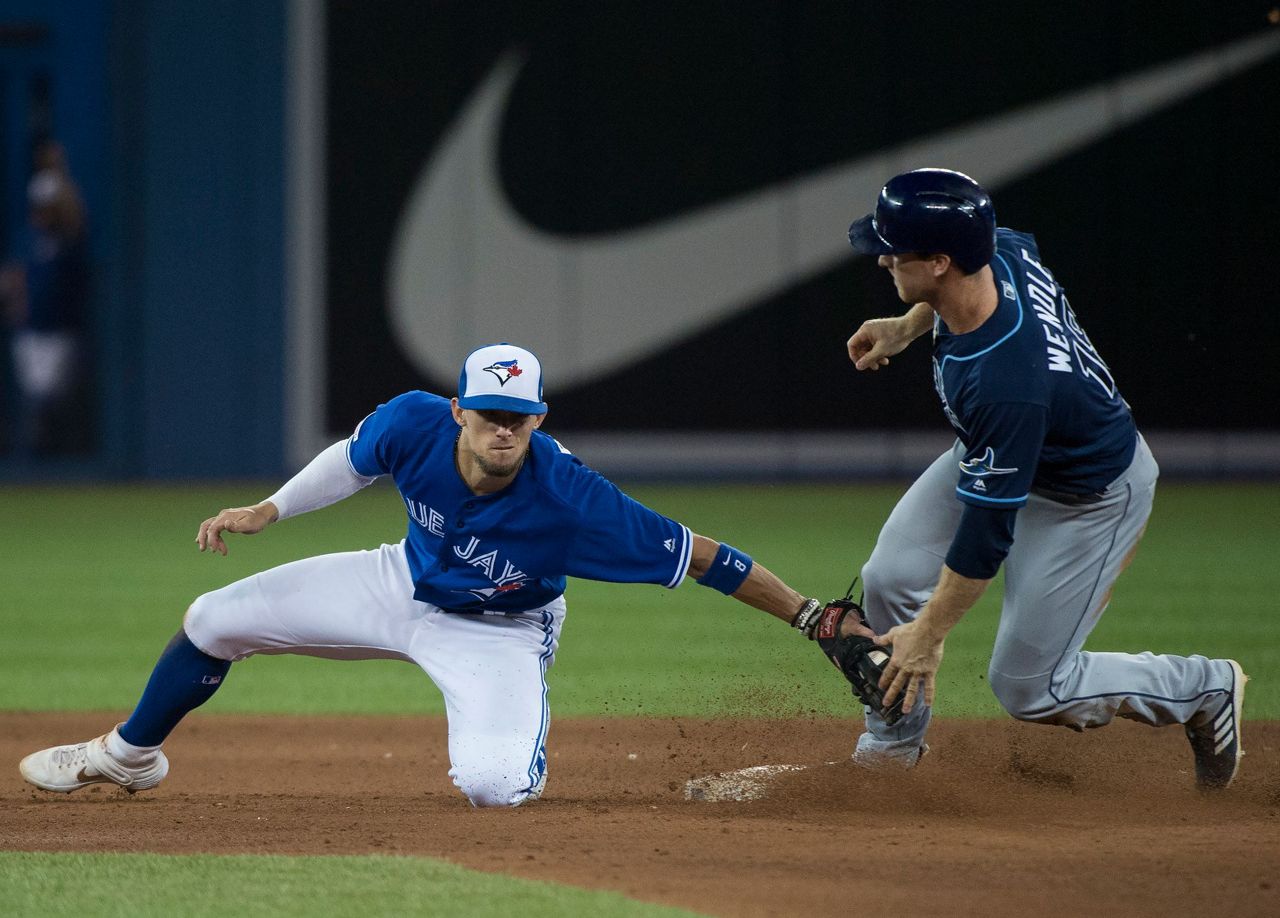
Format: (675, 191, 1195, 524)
(483, 360, 524, 386)
(959, 447, 1017, 477)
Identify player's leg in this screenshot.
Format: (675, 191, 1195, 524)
(989, 436, 1234, 733)
(20, 542, 424, 793)
(183, 540, 423, 663)
(411, 599, 565, 807)
(855, 443, 964, 766)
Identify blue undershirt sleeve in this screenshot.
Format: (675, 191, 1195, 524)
(945, 503, 1018, 580)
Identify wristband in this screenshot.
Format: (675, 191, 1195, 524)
(695, 543, 753, 595)
(791, 598, 823, 639)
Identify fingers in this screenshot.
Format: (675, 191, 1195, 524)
(902, 672, 932, 714)
(846, 331, 868, 364)
(880, 661, 908, 708)
(847, 326, 883, 367)
(209, 519, 228, 556)
(882, 671, 935, 715)
(196, 517, 215, 552)
(880, 670, 927, 715)
(882, 670, 908, 709)
(901, 675, 916, 714)
(196, 511, 232, 555)
(855, 346, 891, 372)
(841, 615, 877, 641)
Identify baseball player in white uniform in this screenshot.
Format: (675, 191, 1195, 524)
(19, 343, 842, 806)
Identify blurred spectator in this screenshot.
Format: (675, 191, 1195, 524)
(0, 140, 92, 457)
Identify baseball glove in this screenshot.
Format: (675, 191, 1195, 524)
(794, 595, 903, 725)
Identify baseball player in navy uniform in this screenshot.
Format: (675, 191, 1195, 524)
(19, 343, 837, 806)
(844, 169, 1246, 789)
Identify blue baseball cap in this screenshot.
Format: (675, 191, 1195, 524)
(457, 343, 547, 414)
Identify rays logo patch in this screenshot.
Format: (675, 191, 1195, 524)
(959, 447, 1017, 478)
(483, 360, 524, 386)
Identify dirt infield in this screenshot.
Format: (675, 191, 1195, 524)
(3, 712, 1277, 917)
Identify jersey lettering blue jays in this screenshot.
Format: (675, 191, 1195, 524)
(932, 228, 1137, 508)
(346, 392, 693, 612)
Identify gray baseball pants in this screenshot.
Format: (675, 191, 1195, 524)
(857, 434, 1231, 757)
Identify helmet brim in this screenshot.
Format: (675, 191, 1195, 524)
(847, 214, 895, 257)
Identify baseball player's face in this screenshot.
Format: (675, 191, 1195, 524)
(455, 407, 545, 478)
(879, 253, 942, 304)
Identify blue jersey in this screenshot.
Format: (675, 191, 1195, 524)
(933, 228, 1137, 509)
(346, 392, 693, 613)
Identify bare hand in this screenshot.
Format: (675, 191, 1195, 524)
(196, 503, 277, 556)
(847, 317, 914, 371)
(875, 619, 945, 714)
(840, 614, 877, 641)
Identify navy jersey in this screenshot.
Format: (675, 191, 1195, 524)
(933, 228, 1136, 510)
(346, 392, 693, 613)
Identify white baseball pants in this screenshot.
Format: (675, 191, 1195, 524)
(184, 540, 564, 807)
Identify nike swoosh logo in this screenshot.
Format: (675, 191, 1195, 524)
(390, 31, 1280, 388)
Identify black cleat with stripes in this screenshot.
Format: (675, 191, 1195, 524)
(1184, 660, 1248, 791)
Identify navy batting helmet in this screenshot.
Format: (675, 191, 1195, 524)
(847, 168, 996, 274)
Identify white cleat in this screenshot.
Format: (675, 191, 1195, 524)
(19, 733, 168, 795)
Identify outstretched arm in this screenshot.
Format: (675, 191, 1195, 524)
(688, 534, 816, 625)
(196, 439, 376, 555)
(846, 301, 934, 371)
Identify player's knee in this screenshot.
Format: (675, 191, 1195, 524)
(987, 665, 1055, 722)
(859, 548, 896, 599)
(859, 549, 921, 629)
(451, 761, 545, 809)
(182, 591, 241, 660)
(183, 592, 218, 641)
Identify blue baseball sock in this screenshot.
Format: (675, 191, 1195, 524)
(118, 629, 232, 747)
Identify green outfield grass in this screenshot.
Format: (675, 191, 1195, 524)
(1, 480, 1276, 719)
(0, 852, 703, 918)
(2, 481, 1276, 916)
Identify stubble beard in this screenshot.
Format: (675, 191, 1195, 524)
(474, 448, 525, 478)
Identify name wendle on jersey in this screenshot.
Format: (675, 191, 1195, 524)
(1020, 248, 1073, 374)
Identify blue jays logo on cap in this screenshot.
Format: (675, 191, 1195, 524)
(483, 359, 524, 387)
(458, 343, 548, 414)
